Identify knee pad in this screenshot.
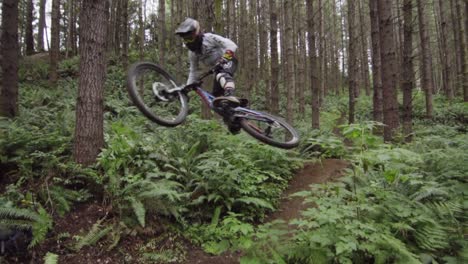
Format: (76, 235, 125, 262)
(216, 72, 235, 89)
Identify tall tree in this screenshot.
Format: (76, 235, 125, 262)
(269, 0, 279, 115)
(73, 0, 109, 165)
(121, 0, 129, 69)
(246, 0, 257, 97)
(455, 0, 467, 101)
(417, 0, 434, 118)
(138, 0, 144, 60)
(450, 0, 462, 93)
(66, 0, 78, 57)
(49, 0, 60, 84)
(306, 0, 320, 129)
(284, 0, 296, 123)
(25, 0, 34, 55)
(296, 0, 306, 116)
(378, 0, 400, 141)
(369, 0, 383, 123)
(438, 0, 453, 99)
(401, 0, 414, 142)
(258, 0, 268, 93)
(37, 0, 46, 52)
(347, 0, 358, 124)
(158, 0, 166, 66)
(0, 0, 19, 117)
(358, 0, 370, 96)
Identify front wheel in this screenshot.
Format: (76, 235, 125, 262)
(126, 62, 188, 127)
(238, 111, 300, 149)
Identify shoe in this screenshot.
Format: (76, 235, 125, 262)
(228, 124, 241, 134)
(222, 116, 241, 134)
(213, 95, 240, 108)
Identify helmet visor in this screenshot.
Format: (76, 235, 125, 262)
(179, 32, 197, 43)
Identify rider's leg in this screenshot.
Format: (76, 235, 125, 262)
(212, 59, 239, 106)
(215, 72, 235, 95)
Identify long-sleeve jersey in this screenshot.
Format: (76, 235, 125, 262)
(186, 33, 238, 85)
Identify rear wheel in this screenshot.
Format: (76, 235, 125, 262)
(239, 111, 300, 149)
(126, 62, 188, 126)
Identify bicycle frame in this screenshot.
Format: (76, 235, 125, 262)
(155, 63, 276, 125)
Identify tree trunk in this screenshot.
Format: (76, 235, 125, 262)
(246, 0, 257, 97)
(0, 0, 19, 117)
(456, 0, 468, 101)
(238, 0, 247, 96)
(25, 0, 34, 55)
(66, 0, 77, 58)
(417, 0, 434, 117)
(438, 0, 453, 99)
(49, 0, 61, 84)
(175, 0, 184, 79)
(306, 0, 320, 129)
(358, 0, 371, 96)
(230, 0, 237, 43)
(214, 0, 223, 33)
(296, 0, 306, 116)
(284, 0, 296, 124)
(107, 0, 116, 52)
(258, 0, 268, 96)
(347, 0, 358, 124)
(121, 0, 129, 69)
(269, 0, 279, 115)
(138, 0, 144, 60)
(37, 0, 46, 52)
(114, 0, 122, 55)
(450, 0, 462, 93)
(401, 0, 414, 142)
(73, 0, 109, 166)
(158, 0, 166, 66)
(318, 0, 324, 104)
(378, 0, 400, 141)
(369, 0, 383, 123)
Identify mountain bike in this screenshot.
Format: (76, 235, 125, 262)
(126, 62, 300, 149)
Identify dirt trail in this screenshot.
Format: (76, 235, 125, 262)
(183, 159, 350, 264)
(267, 159, 349, 223)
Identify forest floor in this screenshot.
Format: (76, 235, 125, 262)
(2, 159, 349, 264)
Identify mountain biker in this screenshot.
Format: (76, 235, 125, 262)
(175, 17, 240, 107)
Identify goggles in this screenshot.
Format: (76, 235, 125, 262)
(180, 32, 196, 44)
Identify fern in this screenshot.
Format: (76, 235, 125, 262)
(128, 196, 146, 227)
(413, 223, 450, 251)
(43, 252, 59, 264)
(72, 220, 112, 251)
(43, 185, 91, 216)
(29, 206, 53, 247)
(0, 205, 52, 248)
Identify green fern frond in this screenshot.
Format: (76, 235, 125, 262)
(29, 206, 53, 247)
(128, 196, 146, 227)
(43, 252, 59, 264)
(234, 197, 275, 210)
(410, 185, 449, 201)
(427, 201, 464, 220)
(73, 220, 112, 251)
(414, 224, 449, 251)
(0, 207, 38, 222)
(0, 206, 53, 248)
(380, 234, 420, 264)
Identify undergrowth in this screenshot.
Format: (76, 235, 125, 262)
(1, 56, 466, 263)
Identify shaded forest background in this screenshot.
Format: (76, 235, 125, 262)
(0, 0, 467, 263)
(2, 0, 467, 145)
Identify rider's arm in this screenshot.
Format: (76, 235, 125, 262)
(187, 51, 201, 85)
(210, 34, 238, 53)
